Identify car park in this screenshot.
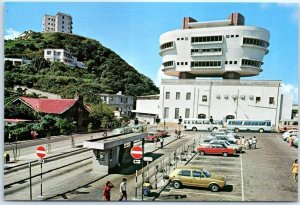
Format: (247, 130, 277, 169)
(200, 139, 242, 152)
(196, 144, 235, 157)
(166, 165, 227, 192)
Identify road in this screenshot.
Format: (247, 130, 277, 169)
(157, 132, 298, 202)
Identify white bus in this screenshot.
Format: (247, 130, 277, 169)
(183, 118, 223, 131)
(278, 119, 298, 132)
(226, 119, 272, 133)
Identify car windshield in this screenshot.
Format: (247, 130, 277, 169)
(224, 141, 230, 146)
(202, 168, 211, 177)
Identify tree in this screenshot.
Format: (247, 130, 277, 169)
(89, 102, 115, 129)
(31, 57, 50, 70)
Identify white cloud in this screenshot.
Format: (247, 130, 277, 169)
(4, 28, 21, 40)
(281, 83, 298, 104)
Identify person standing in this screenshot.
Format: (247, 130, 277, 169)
(291, 159, 298, 183)
(160, 137, 164, 149)
(240, 136, 245, 151)
(119, 178, 127, 201)
(102, 181, 114, 201)
(252, 136, 257, 149)
(248, 138, 253, 150)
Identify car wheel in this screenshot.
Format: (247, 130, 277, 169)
(200, 151, 205, 156)
(258, 128, 264, 133)
(209, 184, 219, 192)
(212, 127, 218, 131)
(192, 127, 197, 131)
(222, 152, 228, 157)
(173, 180, 182, 189)
(234, 128, 239, 133)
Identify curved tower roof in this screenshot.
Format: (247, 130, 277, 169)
(159, 13, 270, 79)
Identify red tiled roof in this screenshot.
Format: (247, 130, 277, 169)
(19, 97, 78, 114)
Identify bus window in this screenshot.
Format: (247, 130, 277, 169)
(244, 121, 251, 126)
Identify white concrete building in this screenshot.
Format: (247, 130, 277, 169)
(98, 91, 134, 117)
(132, 95, 160, 124)
(4, 58, 31, 66)
(44, 49, 87, 68)
(43, 12, 73, 33)
(134, 13, 292, 130)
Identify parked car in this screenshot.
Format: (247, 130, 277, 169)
(200, 139, 242, 153)
(213, 132, 238, 143)
(204, 135, 237, 144)
(212, 128, 237, 137)
(287, 135, 298, 145)
(282, 130, 298, 141)
(156, 130, 168, 138)
(292, 138, 298, 148)
(166, 165, 227, 192)
(196, 144, 235, 157)
(145, 132, 159, 142)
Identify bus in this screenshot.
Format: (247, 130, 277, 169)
(226, 119, 272, 133)
(278, 119, 298, 132)
(183, 118, 223, 131)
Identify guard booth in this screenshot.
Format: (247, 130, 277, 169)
(83, 132, 147, 174)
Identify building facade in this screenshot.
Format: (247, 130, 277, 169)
(160, 13, 269, 80)
(160, 79, 291, 128)
(98, 91, 134, 117)
(44, 49, 86, 68)
(4, 58, 31, 66)
(134, 13, 292, 130)
(42, 12, 73, 33)
(132, 95, 160, 124)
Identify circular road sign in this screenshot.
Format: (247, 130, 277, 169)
(130, 146, 143, 159)
(36, 145, 47, 159)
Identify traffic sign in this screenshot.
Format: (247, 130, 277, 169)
(36, 145, 47, 159)
(143, 156, 153, 162)
(133, 159, 141, 164)
(131, 146, 143, 159)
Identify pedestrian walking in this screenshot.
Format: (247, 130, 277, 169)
(102, 181, 114, 201)
(8, 133, 11, 145)
(240, 136, 245, 151)
(160, 137, 164, 149)
(154, 137, 158, 148)
(119, 178, 127, 201)
(252, 136, 257, 149)
(290, 159, 298, 183)
(177, 130, 181, 138)
(248, 138, 253, 150)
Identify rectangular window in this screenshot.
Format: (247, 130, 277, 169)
(165, 92, 170, 99)
(202, 95, 207, 102)
(175, 108, 179, 119)
(164, 107, 169, 118)
(256, 97, 261, 103)
(269, 97, 274, 104)
(185, 108, 190, 118)
(186, 92, 191, 100)
(46, 51, 52, 55)
(176, 92, 180, 100)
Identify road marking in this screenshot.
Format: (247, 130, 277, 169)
(170, 189, 243, 199)
(240, 153, 245, 201)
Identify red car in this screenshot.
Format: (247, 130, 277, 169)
(145, 132, 159, 142)
(156, 130, 168, 138)
(196, 144, 235, 157)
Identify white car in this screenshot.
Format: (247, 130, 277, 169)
(213, 132, 238, 143)
(282, 130, 298, 141)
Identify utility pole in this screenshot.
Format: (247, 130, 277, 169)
(235, 89, 239, 119)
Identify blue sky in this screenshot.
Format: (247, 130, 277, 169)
(4, 2, 299, 103)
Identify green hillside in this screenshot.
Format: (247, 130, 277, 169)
(4, 31, 159, 103)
